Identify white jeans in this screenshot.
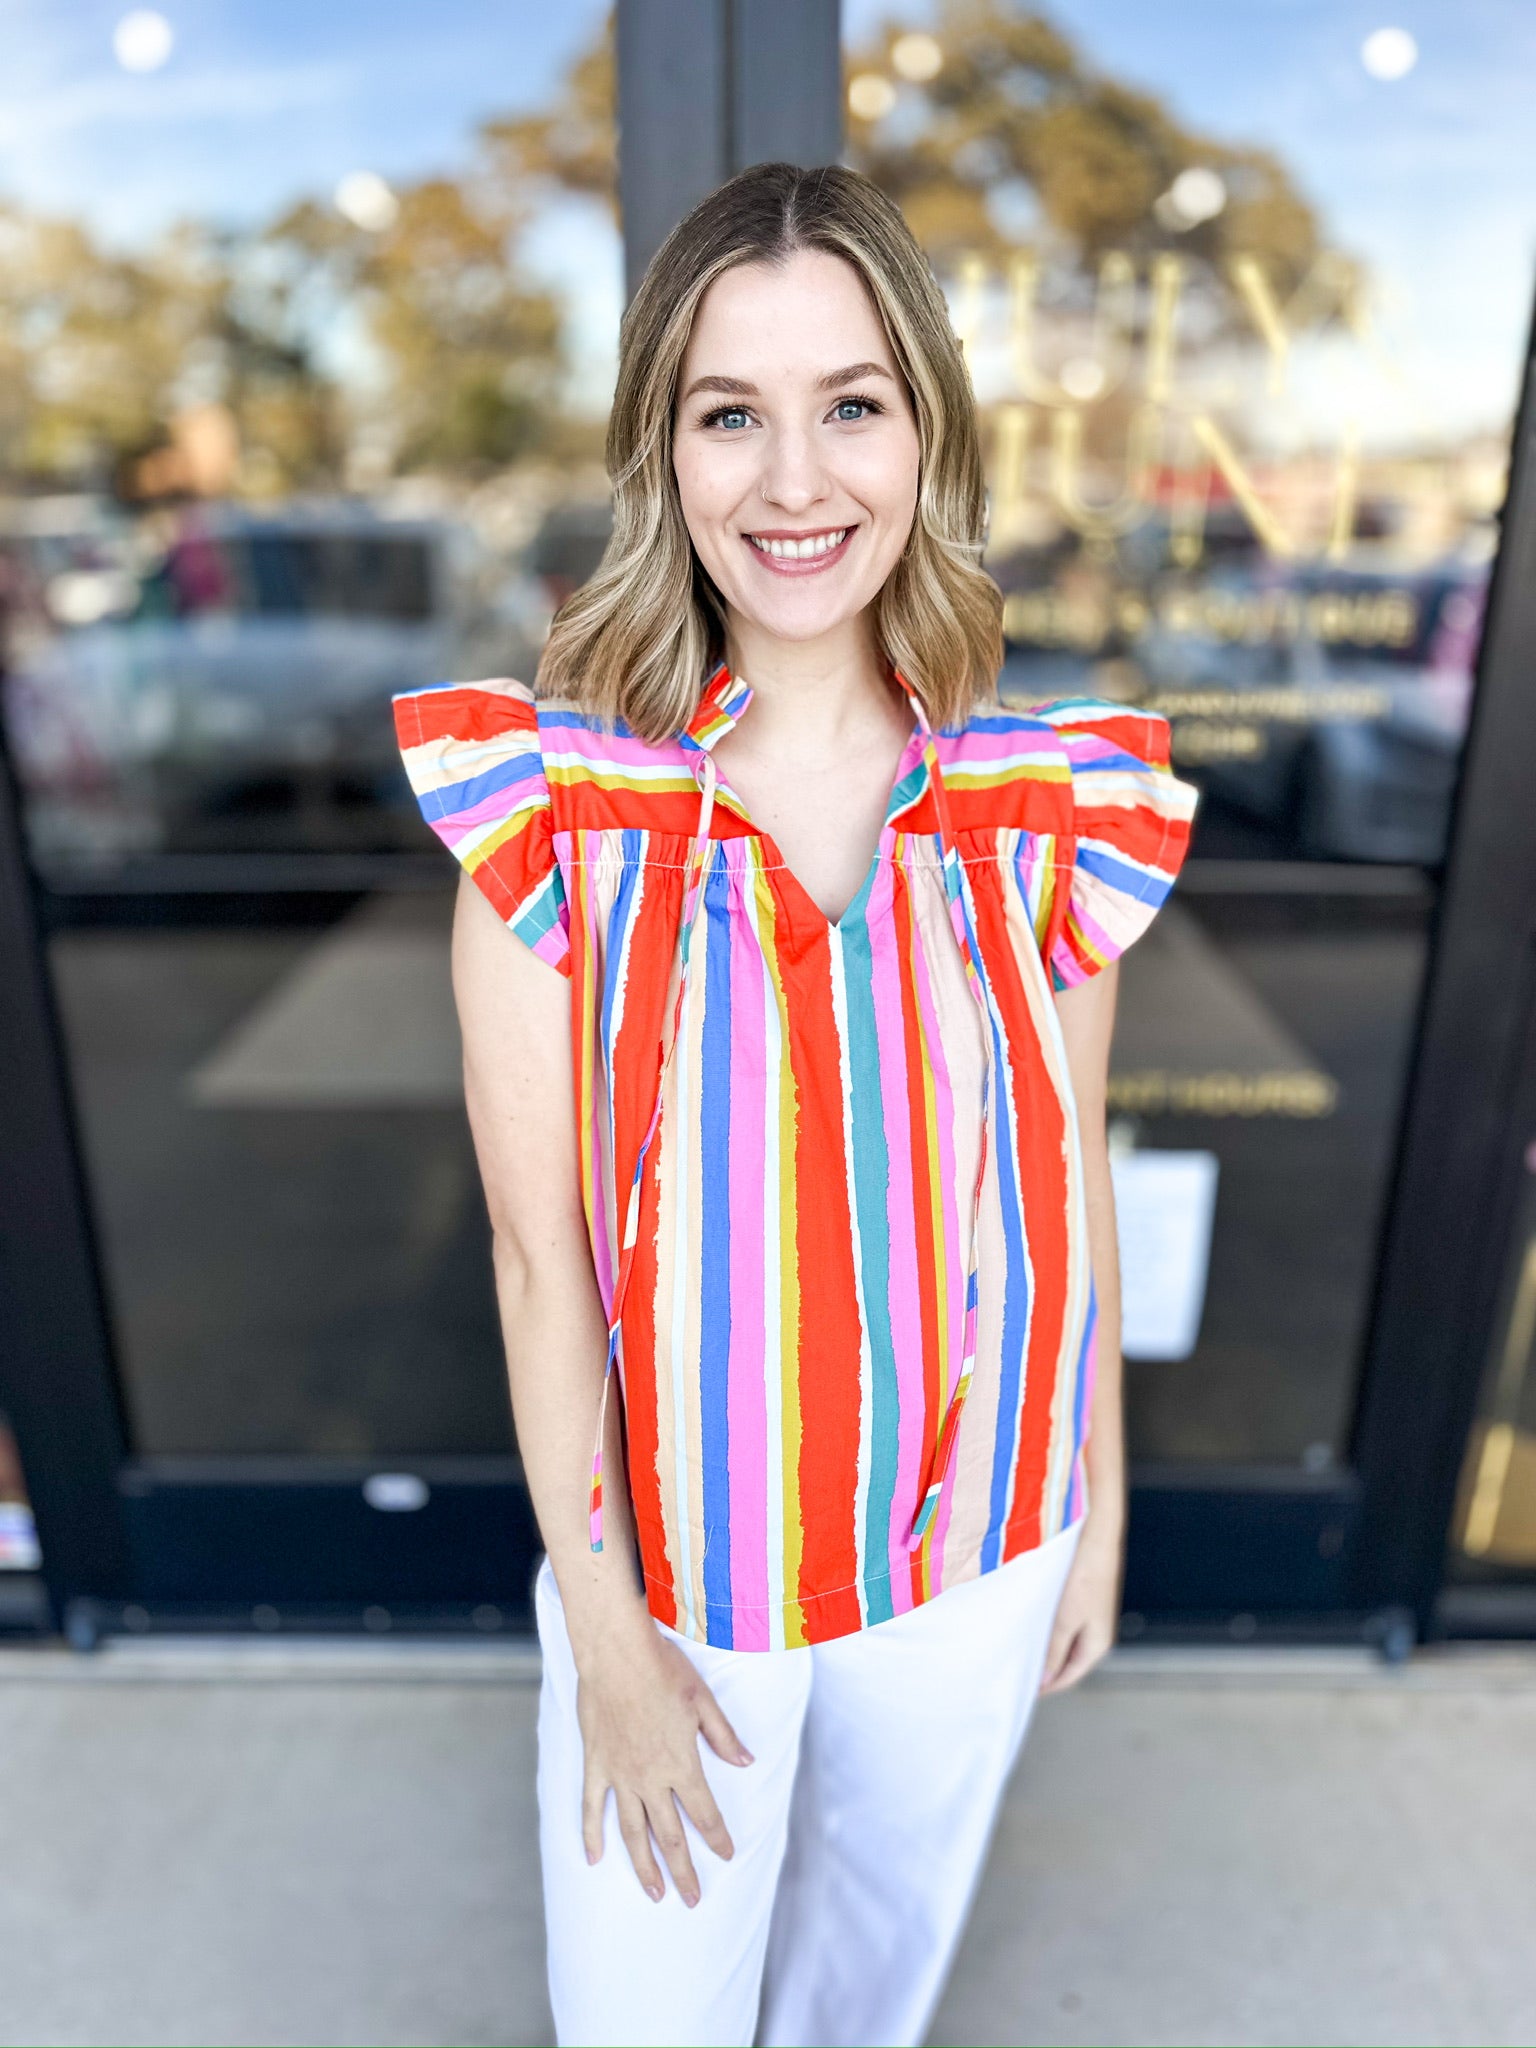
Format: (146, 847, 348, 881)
(534, 1519, 1082, 2048)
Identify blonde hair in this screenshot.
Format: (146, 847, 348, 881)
(536, 161, 1003, 740)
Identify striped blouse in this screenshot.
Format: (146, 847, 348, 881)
(393, 663, 1196, 1650)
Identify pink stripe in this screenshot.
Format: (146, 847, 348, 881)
(867, 857, 924, 1616)
(726, 849, 771, 1645)
(543, 727, 693, 774)
(430, 788, 541, 840)
(906, 863, 966, 1594)
(530, 925, 569, 971)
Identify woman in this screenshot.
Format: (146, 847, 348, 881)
(394, 162, 1196, 2048)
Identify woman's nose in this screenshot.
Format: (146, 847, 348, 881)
(756, 427, 829, 514)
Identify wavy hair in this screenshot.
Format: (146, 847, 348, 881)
(536, 161, 1003, 739)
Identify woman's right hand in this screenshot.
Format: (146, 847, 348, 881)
(576, 1623, 754, 1906)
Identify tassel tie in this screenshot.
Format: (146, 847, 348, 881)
(588, 747, 717, 1550)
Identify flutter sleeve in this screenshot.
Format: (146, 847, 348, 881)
(1034, 698, 1199, 990)
(392, 677, 571, 977)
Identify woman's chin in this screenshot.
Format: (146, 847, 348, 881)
(721, 580, 884, 647)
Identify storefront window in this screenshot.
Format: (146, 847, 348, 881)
(0, 6, 620, 1455)
(845, 1, 1529, 1466)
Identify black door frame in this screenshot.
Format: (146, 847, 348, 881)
(2, 0, 1535, 1645)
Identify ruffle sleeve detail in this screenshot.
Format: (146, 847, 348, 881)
(1034, 698, 1198, 990)
(392, 677, 571, 977)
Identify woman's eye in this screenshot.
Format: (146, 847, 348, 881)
(832, 397, 880, 423)
(707, 407, 752, 431)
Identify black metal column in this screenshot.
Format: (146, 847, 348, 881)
(1349, 285, 1536, 1631)
(0, 729, 133, 1621)
(617, 0, 843, 296)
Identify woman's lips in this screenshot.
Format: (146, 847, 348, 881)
(742, 525, 855, 575)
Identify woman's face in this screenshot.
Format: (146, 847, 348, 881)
(672, 249, 921, 648)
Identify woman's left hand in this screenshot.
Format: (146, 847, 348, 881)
(1039, 1513, 1123, 1693)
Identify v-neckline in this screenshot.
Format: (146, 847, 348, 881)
(706, 717, 929, 936)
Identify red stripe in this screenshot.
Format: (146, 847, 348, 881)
(780, 904, 864, 1644)
(1061, 706, 1174, 768)
(605, 866, 687, 1629)
(394, 684, 536, 748)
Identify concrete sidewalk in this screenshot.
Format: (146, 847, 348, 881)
(1, 1638, 1533, 2048)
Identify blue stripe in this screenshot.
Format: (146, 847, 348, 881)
(421, 748, 544, 820)
(1074, 840, 1171, 904)
(697, 858, 734, 1645)
(1072, 1287, 1098, 1462)
(981, 853, 1033, 1570)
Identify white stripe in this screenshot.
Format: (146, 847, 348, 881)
(538, 748, 697, 787)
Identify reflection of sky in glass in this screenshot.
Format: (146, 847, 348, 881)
(3, 2, 1531, 438)
(0, 0, 621, 409)
(847, 0, 1536, 443)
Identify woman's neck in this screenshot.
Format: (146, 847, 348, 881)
(721, 609, 907, 754)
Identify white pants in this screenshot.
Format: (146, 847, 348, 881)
(534, 1520, 1081, 2048)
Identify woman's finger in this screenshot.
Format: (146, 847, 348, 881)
(646, 1789, 703, 1909)
(1039, 1613, 1077, 1692)
(1039, 1619, 1083, 1693)
(1043, 1621, 1103, 1694)
(676, 1766, 735, 1863)
(615, 1789, 667, 1902)
(695, 1686, 754, 1768)
(581, 1770, 609, 1865)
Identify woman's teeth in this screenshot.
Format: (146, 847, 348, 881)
(748, 528, 849, 559)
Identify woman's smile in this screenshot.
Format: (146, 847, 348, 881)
(743, 524, 855, 574)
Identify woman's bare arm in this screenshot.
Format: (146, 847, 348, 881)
(1040, 958, 1125, 1692)
(451, 872, 751, 1902)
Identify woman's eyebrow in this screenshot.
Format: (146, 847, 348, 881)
(680, 373, 758, 401)
(680, 362, 897, 403)
(816, 361, 895, 390)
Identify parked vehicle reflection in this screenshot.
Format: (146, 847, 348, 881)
(1143, 561, 1485, 866)
(4, 501, 552, 875)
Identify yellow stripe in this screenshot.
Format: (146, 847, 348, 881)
(573, 843, 598, 1234)
(754, 854, 806, 1648)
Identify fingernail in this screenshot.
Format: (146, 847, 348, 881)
(585, 1848, 598, 1865)
(644, 1881, 663, 1902)
(683, 1890, 699, 1909)
(737, 1747, 755, 1765)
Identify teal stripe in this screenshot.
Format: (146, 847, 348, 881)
(509, 870, 566, 950)
(838, 904, 897, 1624)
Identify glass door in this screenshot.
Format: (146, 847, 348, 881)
(841, 0, 1536, 1630)
(0, 2, 621, 1632)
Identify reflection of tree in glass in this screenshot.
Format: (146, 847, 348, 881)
(0, 87, 605, 494)
(257, 181, 563, 477)
(479, 28, 617, 218)
(845, 0, 1327, 296)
